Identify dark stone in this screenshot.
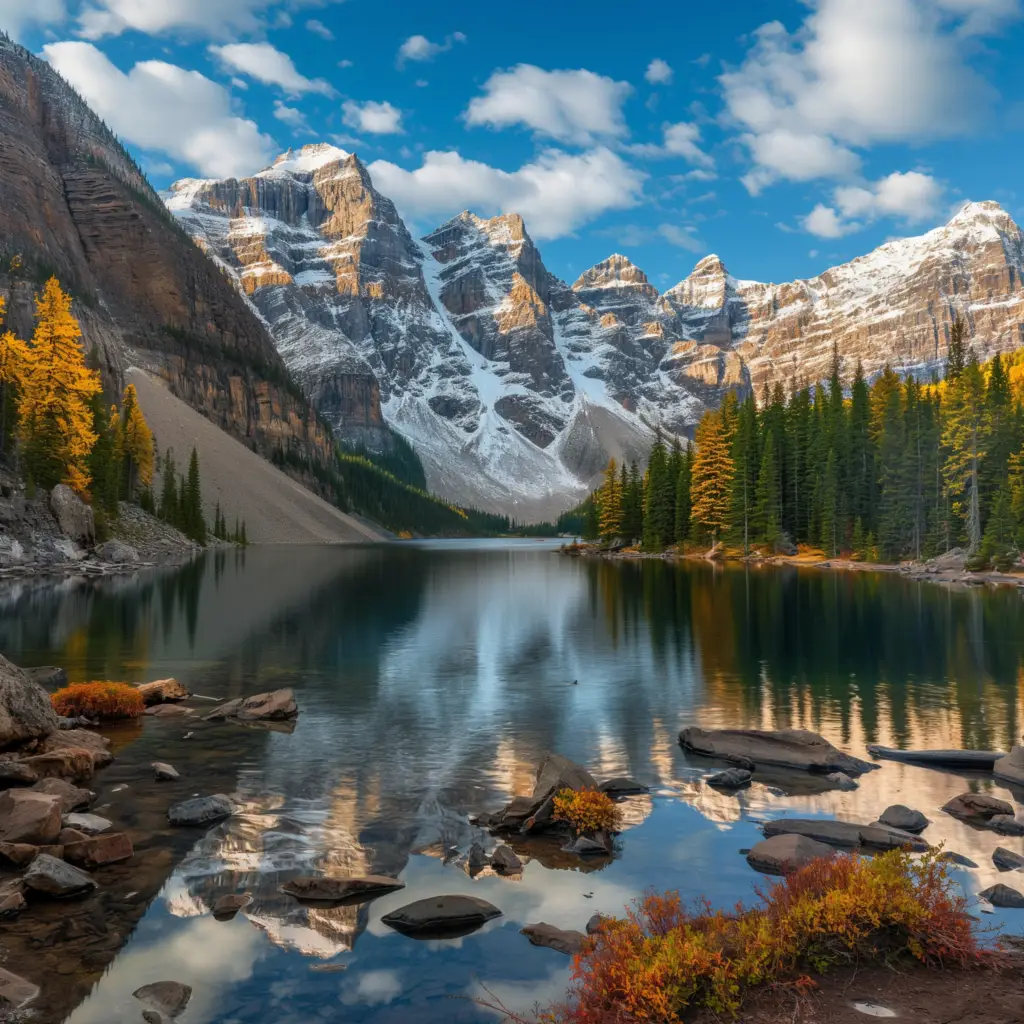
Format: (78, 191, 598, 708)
(586, 913, 608, 935)
(153, 762, 180, 781)
(381, 895, 502, 937)
(707, 768, 752, 789)
(212, 893, 252, 919)
(521, 922, 586, 955)
(762, 818, 929, 852)
(993, 847, 1024, 872)
(980, 883, 1024, 909)
(491, 845, 523, 875)
(599, 777, 648, 796)
(878, 805, 929, 833)
(167, 795, 235, 826)
(825, 772, 858, 791)
(0, 762, 39, 787)
(989, 815, 1024, 836)
(279, 875, 405, 904)
(562, 831, 613, 856)
(31, 777, 93, 812)
(133, 981, 193, 1018)
(23, 853, 97, 897)
(938, 850, 978, 868)
(942, 792, 1014, 821)
(0, 842, 37, 867)
(24, 666, 67, 689)
(747, 834, 834, 875)
(465, 842, 489, 875)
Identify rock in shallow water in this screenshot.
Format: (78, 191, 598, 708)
(205, 688, 297, 722)
(279, 875, 404, 903)
(133, 981, 193, 1018)
(490, 845, 523, 874)
(707, 768, 752, 789)
(212, 893, 252, 919)
(381, 895, 502, 937)
(23, 853, 97, 897)
(878, 804, 929, 833)
(521, 922, 586, 955)
(136, 679, 190, 706)
(979, 883, 1024, 908)
(942, 792, 1014, 821)
(599, 777, 648, 796)
(32, 777, 93, 812)
(0, 790, 63, 844)
(153, 762, 180, 781)
(747, 834, 835, 875)
(62, 812, 111, 835)
(0, 654, 59, 752)
(167, 795, 235, 826)
(993, 847, 1024, 872)
(0, 967, 39, 1009)
(64, 832, 133, 868)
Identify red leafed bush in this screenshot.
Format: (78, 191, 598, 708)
(483, 849, 988, 1023)
(51, 682, 145, 720)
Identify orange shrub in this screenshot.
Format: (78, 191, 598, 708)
(553, 788, 622, 835)
(51, 682, 145, 720)
(520, 850, 985, 1023)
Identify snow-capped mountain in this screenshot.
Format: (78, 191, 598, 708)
(166, 144, 1024, 519)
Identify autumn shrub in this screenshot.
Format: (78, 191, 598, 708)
(553, 788, 622, 835)
(51, 682, 145, 720)
(494, 850, 985, 1024)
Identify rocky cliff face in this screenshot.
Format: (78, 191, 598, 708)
(167, 142, 1024, 519)
(0, 35, 330, 465)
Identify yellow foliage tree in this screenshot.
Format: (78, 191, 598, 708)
(0, 297, 28, 456)
(17, 278, 100, 494)
(691, 408, 735, 544)
(598, 457, 623, 541)
(119, 383, 154, 496)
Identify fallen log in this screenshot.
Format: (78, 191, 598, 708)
(866, 745, 1005, 770)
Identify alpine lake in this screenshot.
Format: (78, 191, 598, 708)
(3, 540, 1024, 1023)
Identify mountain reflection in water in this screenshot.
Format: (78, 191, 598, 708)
(1, 541, 1023, 1023)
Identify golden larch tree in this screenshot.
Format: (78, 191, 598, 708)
(18, 278, 100, 494)
(598, 457, 623, 541)
(0, 297, 28, 456)
(119, 383, 154, 497)
(690, 408, 735, 544)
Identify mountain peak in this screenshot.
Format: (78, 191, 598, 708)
(945, 199, 1013, 231)
(261, 143, 352, 176)
(572, 253, 652, 292)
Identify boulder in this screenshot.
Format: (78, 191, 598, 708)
(0, 880, 26, 919)
(521, 922, 586, 956)
(486, 753, 598, 834)
(64, 832, 134, 868)
(133, 981, 193, 1018)
(50, 484, 94, 544)
(381, 895, 502, 937)
(0, 967, 38, 1009)
(23, 853, 97, 897)
(279, 875, 405, 904)
(707, 768, 753, 789)
(942, 792, 1014, 821)
(206, 689, 297, 723)
(0, 762, 39, 786)
(825, 772, 858, 791)
(0, 654, 59, 751)
(0, 790, 63, 844)
(22, 729, 113, 781)
(679, 727, 876, 776)
(491, 846, 523, 875)
(532, 753, 598, 801)
(938, 851, 978, 868)
(762, 818, 929, 852)
(747, 834, 835, 875)
(878, 805, 929, 833)
(145, 705, 193, 718)
(24, 666, 67, 688)
(62, 812, 111, 835)
(993, 746, 1024, 787)
(136, 679, 190, 706)
(153, 762, 180, 781)
(57, 827, 89, 845)
(465, 842, 489, 875)
(562, 832, 613, 856)
(168, 795, 235, 827)
(0, 842, 38, 867)
(95, 540, 138, 563)
(599, 777, 648, 796)
(979, 883, 1024, 909)
(32, 777, 93, 812)
(213, 893, 252, 920)
(993, 847, 1024, 872)
(989, 815, 1024, 837)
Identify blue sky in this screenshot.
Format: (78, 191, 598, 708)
(5, 0, 1024, 288)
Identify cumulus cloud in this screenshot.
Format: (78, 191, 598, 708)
(658, 224, 703, 251)
(464, 65, 632, 145)
(803, 170, 944, 236)
(273, 100, 310, 132)
(645, 58, 673, 85)
(396, 32, 466, 67)
(368, 147, 645, 240)
(74, 0, 345, 40)
(628, 122, 715, 169)
(0, 0, 65, 41)
(342, 99, 403, 134)
(721, 0, 1007, 192)
(43, 41, 273, 178)
(305, 18, 333, 40)
(209, 42, 333, 96)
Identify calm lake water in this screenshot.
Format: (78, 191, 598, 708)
(3, 541, 1024, 1023)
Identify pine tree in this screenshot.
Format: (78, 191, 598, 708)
(728, 396, 759, 553)
(0, 299, 27, 457)
(848, 360, 873, 531)
(623, 461, 644, 542)
(876, 381, 909, 560)
(942, 355, 989, 553)
(674, 442, 692, 544)
(819, 449, 840, 556)
(159, 449, 178, 524)
(17, 279, 100, 493)
(184, 447, 207, 545)
(240, 521, 248, 546)
(691, 409, 734, 545)
(753, 429, 781, 546)
(945, 314, 968, 382)
(1009, 446, 1024, 549)
(119, 383, 154, 500)
(88, 402, 122, 519)
(598, 458, 624, 541)
(981, 485, 1016, 568)
(642, 434, 674, 549)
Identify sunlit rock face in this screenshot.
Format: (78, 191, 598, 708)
(168, 142, 1024, 517)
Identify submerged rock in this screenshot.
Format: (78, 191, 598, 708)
(0, 967, 39, 1009)
(23, 853, 97, 897)
(521, 922, 586, 955)
(0, 879, 26, 918)
(0, 790, 63, 844)
(938, 850, 978, 868)
(212, 893, 252, 919)
(599, 777, 648, 796)
(562, 831, 613, 856)
(64, 832, 133, 868)
(280, 875, 404, 903)
(133, 981, 193, 1018)
(707, 768, 752, 789)
(679, 727, 877, 776)
(167, 795, 235, 826)
(989, 815, 1024, 837)
(747, 834, 834, 875)
(825, 772, 858, 791)
(381, 895, 502, 937)
(762, 818, 929, 852)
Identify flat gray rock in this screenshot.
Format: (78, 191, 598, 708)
(825, 772, 858, 791)
(747, 834, 835, 875)
(133, 981, 192, 1018)
(762, 818, 929, 851)
(980, 883, 1024, 909)
(599, 777, 648, 795)
(0, 967, 39, 1009)
(680, 727, 876, 776)
(153, 762, 180, 781)
(993, 847, 1024, 872)
(167, 795, 234, 826)
(381, 895, 502, 937)
(942, 792, 1014, 821)
(62, 812, 111, 835)
(993, 746, 1024, 787)
(206, 689, 297, 722)
(0, 654, 60, 750)
(878, 805, 929, 833)
(868, 745, 1005, 770)
(707, 768, 752, 789)
(521, 922, 586, 955)
(280, 875, 404, 904)
(23, 853, 97, 897)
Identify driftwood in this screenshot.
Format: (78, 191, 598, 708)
(867, 745, 1005, 770)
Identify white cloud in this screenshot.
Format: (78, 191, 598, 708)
(658, 223, 703, 251)
(75, 0, 343, 40)
(43, 41, 273, 178)
(337, 59, 353, 69)
(342, 99, 403, 134)
(305, 18, 333, 40)
(368, 147, 645, 240)
(628, 122, 715, 169)
(209, 42, 333, 96)
(721, 0, 1006, 191)
(645, 58, 673, 85)
(464, 65, 632, 145)
(0, 0, 65, 41)
(273, 100, 310, 132)
(804, 170, 944, 236)
(396, 32, 465, 67)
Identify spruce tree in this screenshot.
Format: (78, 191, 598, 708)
(159, 450, 178, 525)
(753, 430, 781, 546)
(848, 361, 873, 530)
(819, 450, 840, 556)
(945, 314, 968, 382)
(674, 442, 692, 544)
(623, 461, 644, 541)
(642, 434, 674, 549)
(728, 396, 759, 553)
(942, 355, 988, 553)
(185, 447, 206, 544)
